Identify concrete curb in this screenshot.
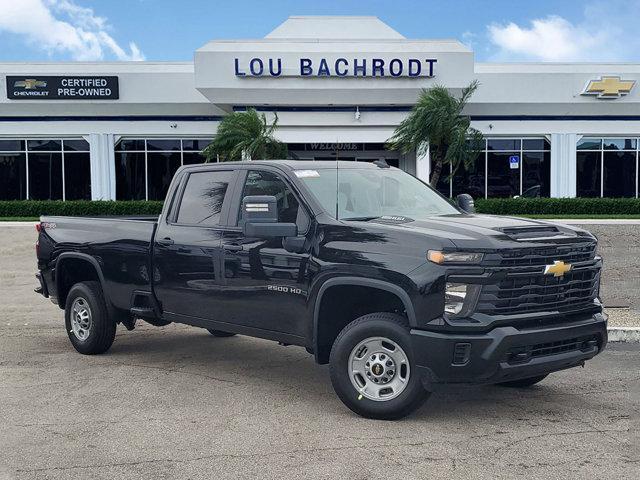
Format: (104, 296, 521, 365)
(555, 219, 640, 225)
(607, 327, 640, 342)
(0, 222, 38, 227)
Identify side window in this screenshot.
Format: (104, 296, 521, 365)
(240, 170, 310, 232)
(176, 170, 234, 225)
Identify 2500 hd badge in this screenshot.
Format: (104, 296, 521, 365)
(267, 285, 305, 295)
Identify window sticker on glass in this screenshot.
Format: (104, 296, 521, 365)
(294, 170, 320, 178)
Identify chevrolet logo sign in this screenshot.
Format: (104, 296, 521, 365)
(544, 260, 572, 277)
(583, 76, 635, 98)
(14, 79, 47, 89)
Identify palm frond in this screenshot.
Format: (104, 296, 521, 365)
(385, 81, 483, 184)
(203, 108, 287, 162)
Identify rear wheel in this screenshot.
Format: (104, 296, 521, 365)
(329, 312, 429, 420)
(64, 281, 116, 355)
(497, 374, 548, 388)
(207, 329, 236, 338)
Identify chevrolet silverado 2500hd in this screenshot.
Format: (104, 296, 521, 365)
(35, 160, 607, 419)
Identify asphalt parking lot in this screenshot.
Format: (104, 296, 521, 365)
(1, 225, 639, 479)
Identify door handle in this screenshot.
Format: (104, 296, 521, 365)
(157, 237, 174, 246)
(223, 244, 243, 252)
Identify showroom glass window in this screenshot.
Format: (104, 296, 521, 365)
(115, 139, 213, 200)
(577, 138, 638, 197)
(0, 139, 90, 200)
(432, 138, 550, 198)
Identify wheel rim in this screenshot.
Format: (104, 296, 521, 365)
(70, 297, 92, 341)
(348, 336, 410, 402)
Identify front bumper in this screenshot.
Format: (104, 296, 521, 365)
(411, 311, 607, 389)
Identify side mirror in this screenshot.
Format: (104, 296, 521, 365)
(241, 195, 297, 238)
(456, 194, 475, 214)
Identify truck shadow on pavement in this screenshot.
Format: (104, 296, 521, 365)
(57, 324, 614, 422)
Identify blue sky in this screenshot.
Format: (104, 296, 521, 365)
(0, 0, 638, 62)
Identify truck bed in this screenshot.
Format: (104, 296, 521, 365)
(37, 215, 158, 313)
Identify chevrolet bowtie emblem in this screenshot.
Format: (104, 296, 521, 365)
(583, 76, 635, 98)
(544, 260, 572, 277)
(14, 79, 47, 89)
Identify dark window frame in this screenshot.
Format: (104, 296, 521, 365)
(28, 151, 63, 200)
(0, 152, 27, 200)
(114, 138, 214, 201)
(0, 138, 89, 201)
(439, 137, 551, 199)
(114, 151, 146, 201)
(64, 151, 92, 200)
(575, 137, 639, 198)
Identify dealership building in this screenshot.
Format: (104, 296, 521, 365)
(1, 16, 640, 202)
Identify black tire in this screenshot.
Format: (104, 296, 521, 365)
(497, 374, 548, 388)
(329, 312, 429, 420)
(64, 281, 116, 355)
(207, 329, 236, 337)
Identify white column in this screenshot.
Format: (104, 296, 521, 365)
(87, 133, 116, 200)
(415, 143, 430, 182)
(550, 133, 579, 198)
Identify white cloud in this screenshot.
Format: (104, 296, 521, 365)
(0, 0, 145, 61)
(486, 1, 640, 62)
(461, 31, 478, 51)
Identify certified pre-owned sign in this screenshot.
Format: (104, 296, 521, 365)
(6, 76, 119, 100)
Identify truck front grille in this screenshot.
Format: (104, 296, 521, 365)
(476, 266, 600, 316)
(485, 243, 596, 268)
(505, 335, 599, 364)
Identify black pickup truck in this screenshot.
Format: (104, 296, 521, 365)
(35, 160, 607, 419)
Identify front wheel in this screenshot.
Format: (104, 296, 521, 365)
(329, 313, 429, 420)
(64, 281, 116, 355)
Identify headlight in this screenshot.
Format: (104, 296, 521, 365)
(444, 282, 482, 318)
(428, 250, 484, 264)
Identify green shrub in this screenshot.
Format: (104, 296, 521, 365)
(475, 198, 640, 215)
(0, 201, 164, 218)
(1, 198, 640, 218)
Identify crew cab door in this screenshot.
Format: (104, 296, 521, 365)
(219, 168, 314, 338)
(153, 167, 239, 321)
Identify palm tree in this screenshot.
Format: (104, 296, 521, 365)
(386, 80, 484, 188)
(203, 108, 287, 162)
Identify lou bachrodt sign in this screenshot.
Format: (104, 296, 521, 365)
(6, 76, 119, 100)
(234, 57, 437, 77)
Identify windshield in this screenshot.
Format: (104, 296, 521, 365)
(297, 167, 459, 220)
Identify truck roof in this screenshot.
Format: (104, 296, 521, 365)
(183, 160, 389, 171)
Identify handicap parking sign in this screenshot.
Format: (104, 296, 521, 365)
(509, 155, 520, 169)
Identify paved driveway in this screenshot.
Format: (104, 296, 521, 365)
(0, 224, 638, 479)
(0, 322, 638, 479)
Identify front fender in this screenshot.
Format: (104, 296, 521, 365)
(310, 275, 418, 363)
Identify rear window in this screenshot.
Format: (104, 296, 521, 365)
(176, 170, 234, 225)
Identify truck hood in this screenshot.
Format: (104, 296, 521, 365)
(367, 214, 595, 250)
